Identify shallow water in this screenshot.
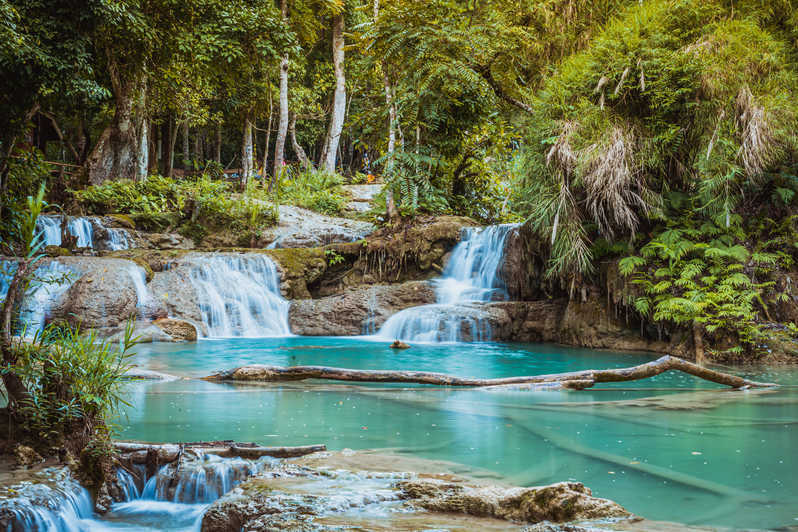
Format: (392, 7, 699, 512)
(117, 337, 798, 529)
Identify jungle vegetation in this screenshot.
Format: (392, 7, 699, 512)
(1, 0, 797, 363)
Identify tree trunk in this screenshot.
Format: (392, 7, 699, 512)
(1, 259, 33, 410)
(86, 63, 142, 184)
(290, 113, 312, 169)
(137, 118, 148, 180)
(182, 120, 190, 170)
(206, 355, 777, 389)
(241, 115, 253, 188)
(322, 13, 346, 174)
(693, 322, 706, 365)
(273, 0, 290, 186)
(262, 95, 273, 188)
(166, 117, 179, 177)
(215, 122, 222, 164)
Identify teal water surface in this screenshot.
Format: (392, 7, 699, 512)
(120, 337, 798, 529)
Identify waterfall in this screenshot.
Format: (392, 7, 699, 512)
(0, 260, 74, 337)
(0, 456, 268, 531)
(0, 468, 94, 532)
(35, 215, 63, 246)
(186, 254, 290, 338)
(376, 224, 517, 343)
(127, 264, 157, 318)
(67, 217, 94, 248)
(107, 228, 131, 250)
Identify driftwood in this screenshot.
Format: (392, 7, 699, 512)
(205, 355, 776, 389)
(114, 441, 326, 462)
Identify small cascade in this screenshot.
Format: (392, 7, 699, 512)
(67, 217, 94, 248)
(127, 264, 157, 318)
(90, 454, 270, 530)
(376, 224, 517, 343)
(361, 287, 379, 335)
(107, 228, 131, 250)
(35, 215, 63, 246)
(0, 468, 94, 532)
(0, 260, 75, 337)
(186, 254, 291, 338)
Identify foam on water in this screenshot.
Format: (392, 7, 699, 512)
(376, 224, 517, 342)
(185, 254, 291, 338)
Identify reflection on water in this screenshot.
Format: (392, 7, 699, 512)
(120, 337, 798, 529)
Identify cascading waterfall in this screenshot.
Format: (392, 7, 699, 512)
(107, 228, 131, 250)
(67, 217, 94, 248)
(127, 264, 157, 318)
(376, 224, 517, 343)
(0, 468, 94, 532)
(0, 260, 74, 337)
(0, 456, 268, 531)
(186, 254, 291, 338)
(35, 215, 63, 246)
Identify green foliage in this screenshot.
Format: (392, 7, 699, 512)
(72, 175, 277, 243)
(324, 248, 344, 266)
(275, 168, 345, 215)
(8, 323, 137, 444)
(0, 151, 51, 251)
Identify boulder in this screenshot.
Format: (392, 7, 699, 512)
(263, 247, 328, 299)
(288, 281, 436, 335)
(397, 479, 629, 524)
(261, 205, 374, 248)
(153, 318, 197, 341)
(49, 257, 146, 330)
(149, 268, 203, 326)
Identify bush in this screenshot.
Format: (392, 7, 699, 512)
(71, 175, 278, 243)
(276, 168, 346, 215)
(9, 324, 136, 445)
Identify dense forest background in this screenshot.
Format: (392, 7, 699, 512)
(2, 0, 798, 361)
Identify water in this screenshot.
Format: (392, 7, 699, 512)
(0, 260, 75, 337)
(119, 337, 798, 530)
(35, 215, 63, 246)
(377, 224, 517, 342)
(67, 217, 94, 248)
(127, 264, 157, 318)
(107, 229, 131, 251)
(185, 254, 290, 338)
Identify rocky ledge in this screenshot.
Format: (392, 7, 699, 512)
(199, 450, 631, 531)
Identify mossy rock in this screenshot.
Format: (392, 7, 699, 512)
(45, 245, 73, 257)
(107, 214, 136, 229)
(263, 247, 327, 299)
(129, 212, 181, 232)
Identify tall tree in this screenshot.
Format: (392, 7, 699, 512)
(322, 12, 346, 173)
(273, 0, 291, 183)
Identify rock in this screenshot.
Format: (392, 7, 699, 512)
(139, 232, 194, 250)
(153, 318, 198, 341)
(106, 323, 173, 343)
(13, 445, 43, 467)
(48, 257, 151, 330)
(263, 248, 328, 299)
(104, 214, 136, 229)
(390, 340, 411, 349)
(316, 215, 477, 294)
(149, 268, 203, 327)
(261, 205, 374, 248)
(44, 246, 72, 257)
(288, 281, 436, 335)
(397, 479, 629, 524)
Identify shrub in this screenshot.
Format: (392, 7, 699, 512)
(276, 168, 346, 215)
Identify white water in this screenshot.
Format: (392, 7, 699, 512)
(67, 217, 95, 248)
(376, 224, 517, 343)
(0, 456, 267, 532)
(0, 259, 75, 337)
(107, 228, 131, 250)
(36, 215, 63, 246)
(127, 264, 157, 318)
(185, 254, 291, 338)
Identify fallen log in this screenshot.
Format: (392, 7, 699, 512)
(113, 441, 326, 462)
(204, 355, 776, 389)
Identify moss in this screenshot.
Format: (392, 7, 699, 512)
(178, 221, 207, 245)
(45, 245, 72, 257)
(107, 214, 135, 229)
(129, 212, 180, 232)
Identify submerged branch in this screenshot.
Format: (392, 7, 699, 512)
(204, 355, 776, 390)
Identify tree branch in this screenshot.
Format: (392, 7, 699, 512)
(204, 355, 776, 390)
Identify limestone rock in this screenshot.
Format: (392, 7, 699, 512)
(153, 318, 198, 341)
(264, 248, 327, 299)
(397, 479, 629, 524)
(288, 281, 436, 335)
(13, 445, 43, 467)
